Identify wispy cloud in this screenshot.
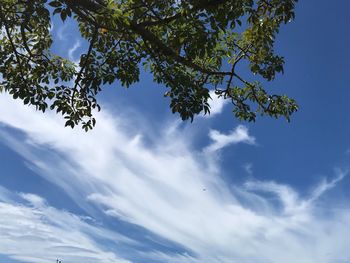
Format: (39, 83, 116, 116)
(309, 170, 347, 202)
(51, 19, 83, 64)
(0, 189, 132, 263)
(56, 22, 68, 41)
(204, 125, 256, 153)
(243, 162, 253, 175)
(0, 93, 349, 263)
(68, 39, 81, 63)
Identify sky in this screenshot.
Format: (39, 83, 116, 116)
(1, 1, 350, 262)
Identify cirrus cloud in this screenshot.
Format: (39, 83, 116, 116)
(0, 189, 132, 263)
(0, 93, 349, 263)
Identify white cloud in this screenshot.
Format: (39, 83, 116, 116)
(0, 93, 350, 263)
(204, 125, 256, 153)
(0, 190, 132, 263)
(245, 180, 306, 216)
(202, 90, 229, 118)
(20, 193, 46, 207)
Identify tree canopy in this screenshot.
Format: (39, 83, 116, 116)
(0, 0, 298, 130)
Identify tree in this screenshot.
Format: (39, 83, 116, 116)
(0, 0, 298, 130)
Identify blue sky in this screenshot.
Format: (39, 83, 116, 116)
(1, 1, 350, 262)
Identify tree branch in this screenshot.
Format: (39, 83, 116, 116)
(137, 0, 229, 27)
(66, 0, 231, 76)
(233, 72, 269, 112)
(0, 7, 26, 82)
(71, 26, 98, 110)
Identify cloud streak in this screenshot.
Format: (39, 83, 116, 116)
(0, 189, 132, 263)
(68, 39, 81, 63)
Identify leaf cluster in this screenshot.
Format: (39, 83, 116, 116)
(0, 0, 298, 129)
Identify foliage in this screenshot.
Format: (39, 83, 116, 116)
(0, 0, 298, 130)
